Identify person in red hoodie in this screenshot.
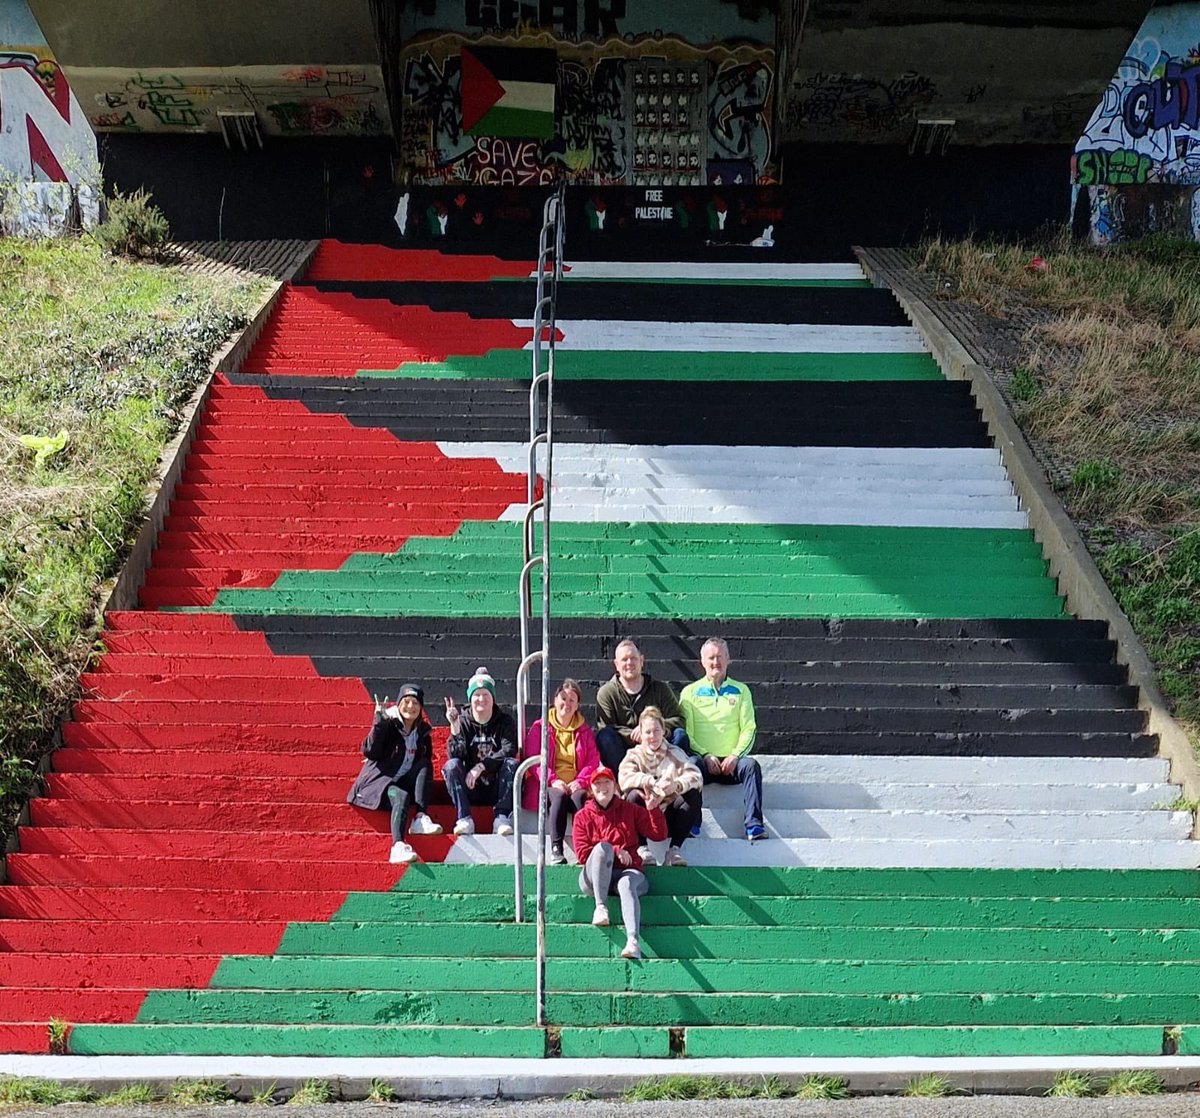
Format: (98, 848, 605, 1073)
(571, 766, 667, 960)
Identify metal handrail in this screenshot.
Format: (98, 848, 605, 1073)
(510, 181, 564, 1028)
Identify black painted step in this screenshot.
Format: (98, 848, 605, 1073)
(304, 279, 912, 326)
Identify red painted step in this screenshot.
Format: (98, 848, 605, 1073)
(0, 886, 346, 922)
(44, 773, 356, 800)
(52, 747, 358, 776)
(79, 673, 365, 703)
(0, 916, 295, 953)
(304, 240, 537, 282)
(31, 800, 479, 833)
(0, 1025, 69, 1055)
(61, 724, 362, 749)
(0, 954, 219, 988)
(19, 827, 402, 859)
(0, 990, 147, 1023)
(7, 856, 407, 892)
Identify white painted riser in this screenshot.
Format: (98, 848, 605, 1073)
(446, 835, 1200, 870)
(515, 320, 926, 353)
(548, 476, 1016, 498)
(753, 755, 1170, 784)
(696, 780, 1179, 812)
(548, 262, 866, 280)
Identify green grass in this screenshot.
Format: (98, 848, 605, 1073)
(794, 1075, 850, 1100)
(0, 1077, 96, 1104)
(920, 234, 1200, 752)
(903, 1074, 954, 1097)
(287, 1078, 334, 1105)
(366, 1078, 394, 1103)
(1104, 1070, 1165, 1096)
(0, 236, 268, 838)
(622, 1076, 758, 1101)
(97, 1083, 158, 1106)
(249, 1081, 278, 1106)
(1046, 1071, 1096, 1098)
(166, 1079, 232, 1105)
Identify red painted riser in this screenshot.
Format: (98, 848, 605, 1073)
(52, 747, 361, 776)
(0, 954, 219, 987)
(0, 1025, 72, 1054)
(61, 724, 363, 748)
(73, 702, 384, 725)
(0, 916, 295, 953)
(89, 656, 336, 676)
(0, 991, 147, 1023)
(304, 241, 536, 282)
(80, 674, 368, 702)
(7, 856, 409, 892)
(21, 827, 420, 859)
(31, 800, 487, 833)
(103, 611, 242, 632)
(0, 887, 346, 922)
(45, 774, 364, 800)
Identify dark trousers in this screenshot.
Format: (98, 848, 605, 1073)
(384, 762, 432, 843)
(547, 784, 586, 842)
(595, 726, 690, 773)
(442, 756, 518, 821)
(626, 787, 702, 847)
(700, 755, 763, 830)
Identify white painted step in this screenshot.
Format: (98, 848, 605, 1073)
(500, 500, 1028, 530)
(753, 755, 1171, 785)
(550, 261, 866, 281)
(549, 475, 1015, 498)
(697, 780, 1180, 812)
(515, 320, 926, 353)
(447, 835, 1200, 870)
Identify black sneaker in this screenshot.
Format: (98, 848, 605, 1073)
(549, 842, 567, 866)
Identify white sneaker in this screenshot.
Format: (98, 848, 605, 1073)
(493, 814, 514, 836)
(409, 813, 443, 836)
(665, 845, 688, 867)
(621, 937, 641, 960)
(637, 845, 656, 867)
(453, 817, 475, 836)
(388, 841, 417, 864)
(592, 905, 610, 927)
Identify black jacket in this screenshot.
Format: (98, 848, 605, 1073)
(346, 712, 433, 810)
(446, 708, 517, 782)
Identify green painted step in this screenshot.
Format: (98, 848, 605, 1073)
(211, 955, 1200, 998)
(390, 863, 1200, 899)
(360, 349, 937, 381)
(274, 921, 1200, 963)
(684, 1025, 1170, 1058)
(559, 1027, 671, 1058)
(133, 988, 1200, 1029)
(68, 1024, 543, 1058)
(329, 892, 1200, 930)
(206, 520, 1062, 618)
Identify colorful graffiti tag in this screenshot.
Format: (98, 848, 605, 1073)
(71, 65, 389, 137)
(1075, 5, 1200, 185)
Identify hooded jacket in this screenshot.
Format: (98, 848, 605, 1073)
(572, 794, 667, 871)
(617, 741, 703, 799)
(346, 709, 433, 810)
(447, 707, 518, 781)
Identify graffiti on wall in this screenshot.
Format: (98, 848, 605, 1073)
(71, 65, 389, 137)
(1075, 5, 1200, 185)
(0, 2, 99, 235)
(784, 71, 937, 139)
(399, 29, 773, 187)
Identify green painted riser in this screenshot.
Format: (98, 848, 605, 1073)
(328, 892, 1200, 930)
(360, 350, 937, 380)
(274, 922, 1200, 963)
(68, 1024, 543, 1058)
(391, 864, 1200, 899)
(133, 989, 1200, 1028)
(559, 1027, 670, 1058)
(66, 1024, 1172, 1059)
(211, 956, 1200, 998)
(206, 590, 1061, 620)
(683, 1026, 1171, 1059)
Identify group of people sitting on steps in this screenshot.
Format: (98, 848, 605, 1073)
(348, 637, 766, 871)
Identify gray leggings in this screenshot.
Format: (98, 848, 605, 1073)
(578, 842, 648, 940)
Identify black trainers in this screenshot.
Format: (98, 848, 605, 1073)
(549, 842, 567, 866)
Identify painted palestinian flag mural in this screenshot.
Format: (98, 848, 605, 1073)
(460, 45, 556, 139)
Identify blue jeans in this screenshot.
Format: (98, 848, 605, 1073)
(442, 756, 518, 822)
(596, 726, 690, 773)
(699, 755, 763, 830)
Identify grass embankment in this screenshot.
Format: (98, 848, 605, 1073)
(920, 235, 1200, 747)
(0, 238, 268, 830)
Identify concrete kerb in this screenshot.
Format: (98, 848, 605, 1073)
(97, 240, 318, 618)
(3, 1055, 1200, 1099)
(855, 247, 1200, 823)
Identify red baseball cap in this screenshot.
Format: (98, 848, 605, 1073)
(588, 766, 616, 788)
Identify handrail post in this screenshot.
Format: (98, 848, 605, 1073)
(512, 652, 544, 925)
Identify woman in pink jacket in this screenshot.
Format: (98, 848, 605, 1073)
(522, 678, 599, 865)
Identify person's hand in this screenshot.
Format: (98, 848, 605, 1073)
(616, 847, 632, 867)
(658, 779, 678, 798)
(645, 794, 662, 812)
(629, 725, 642, 743)
(568, 780, 583, 794)
(466, 762, 485, 790)
(374, 694, 388, 715)
(444, 696, 461, 727)
(550, 779, 569, 793)
(721, 755, 738, 777)
(705, 755, 721, 775)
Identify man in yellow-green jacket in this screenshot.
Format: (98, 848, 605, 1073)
(679, 637, 766, 842)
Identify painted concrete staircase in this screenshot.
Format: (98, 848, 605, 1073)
(4, 238, 1196, 1058)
